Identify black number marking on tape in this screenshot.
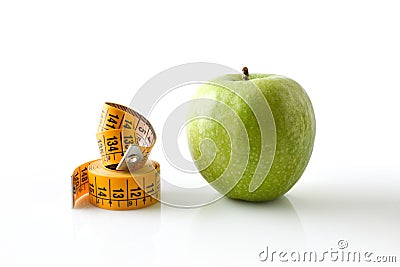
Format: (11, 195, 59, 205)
(88, 177, 160, 208)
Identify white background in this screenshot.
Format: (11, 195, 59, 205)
(0, 0, 399, 266)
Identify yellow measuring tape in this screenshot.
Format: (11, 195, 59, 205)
(71, 102, 160, 210)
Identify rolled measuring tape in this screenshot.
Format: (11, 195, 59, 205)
(71, 102, 160, 210)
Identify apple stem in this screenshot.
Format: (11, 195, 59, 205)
(242, 67, 249, 80)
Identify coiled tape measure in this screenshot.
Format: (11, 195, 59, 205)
(71, 102, 160, 210)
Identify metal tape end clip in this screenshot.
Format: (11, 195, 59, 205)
(116, 145, 144, 171)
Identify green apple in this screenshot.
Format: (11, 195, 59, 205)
(186, 68, 315, 201)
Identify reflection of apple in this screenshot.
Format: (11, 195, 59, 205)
(187, 69, 316, 201)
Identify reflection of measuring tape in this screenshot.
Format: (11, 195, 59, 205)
(71, 102, 160, 210)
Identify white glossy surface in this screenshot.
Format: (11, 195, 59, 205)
(1, 170, 399, 266)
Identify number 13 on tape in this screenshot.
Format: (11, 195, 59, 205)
(71, 102, 160, 210)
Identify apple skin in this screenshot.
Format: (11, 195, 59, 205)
(186, 73, 316, 201)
